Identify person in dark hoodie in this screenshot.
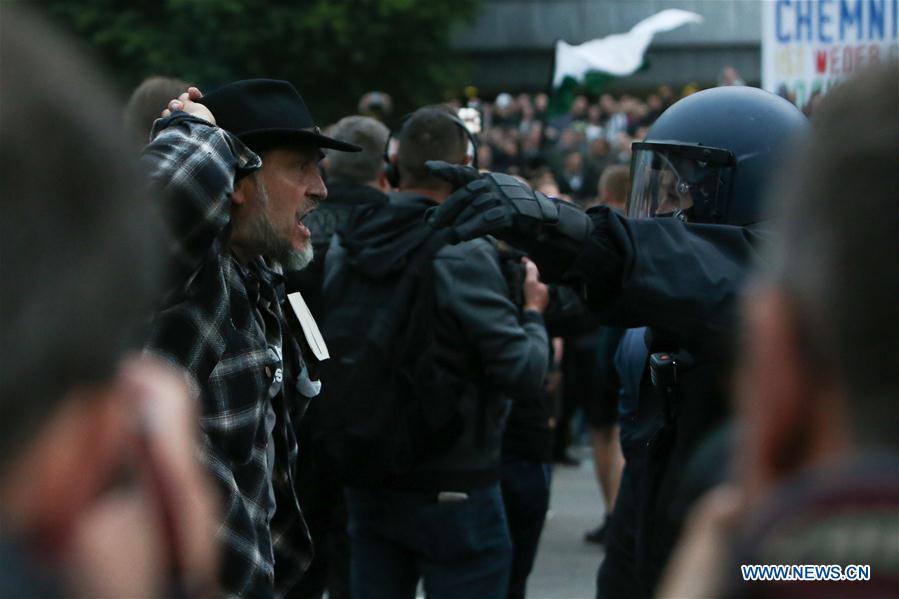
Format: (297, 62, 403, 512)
(323, 106, 550, 599)
(291, 115, 390, 599)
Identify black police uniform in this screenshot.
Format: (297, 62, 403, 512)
(422, 85, 807, 599)
(574, 213, 768, 597)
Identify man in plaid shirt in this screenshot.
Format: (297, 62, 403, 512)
(142, 80, 359, 597)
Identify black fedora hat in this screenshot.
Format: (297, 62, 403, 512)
(199, 79, 360, 153)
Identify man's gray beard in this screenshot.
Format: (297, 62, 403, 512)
(244, 176, 314, 272)
(280, 242, 313, 271)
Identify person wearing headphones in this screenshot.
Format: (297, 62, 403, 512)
(323, 105, 550, 599)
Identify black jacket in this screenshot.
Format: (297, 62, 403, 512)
(573, 212, 768, 596)
(574, 212, 770, 352)
(289, 182, 388, 534)
(324, 192, 549, 489)
(142, 114, 313, 596)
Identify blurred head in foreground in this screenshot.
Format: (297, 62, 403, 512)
(741, 62, 899, 501)
(0, 6, 217, 597)
(660, 62, 899, 598)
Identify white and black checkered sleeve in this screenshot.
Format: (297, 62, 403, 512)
(141, 113, 261, 275)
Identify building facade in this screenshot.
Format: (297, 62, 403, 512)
(452, 0, 763, 95)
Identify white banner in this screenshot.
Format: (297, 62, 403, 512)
(762, 0, 899, 107)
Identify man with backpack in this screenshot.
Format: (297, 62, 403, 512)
(319, 106, 550, 599)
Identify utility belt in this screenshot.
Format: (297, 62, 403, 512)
(649, 348, 696, 426)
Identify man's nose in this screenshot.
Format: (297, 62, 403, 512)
(308, 170, 327, 206)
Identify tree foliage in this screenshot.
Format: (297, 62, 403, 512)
(42, 0, 480, 123)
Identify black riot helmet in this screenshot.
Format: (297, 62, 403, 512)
(628, 86, 807, 225)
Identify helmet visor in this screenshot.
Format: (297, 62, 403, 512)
(627, 142, 733, 220)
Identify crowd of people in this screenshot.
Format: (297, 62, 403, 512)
(3, 5, 898, 599)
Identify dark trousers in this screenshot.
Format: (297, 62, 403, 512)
(345, 484, 512, 599)
(500, 458, 552, 599)
(596, 460, 643, 599)
(291, 497, 351, 599)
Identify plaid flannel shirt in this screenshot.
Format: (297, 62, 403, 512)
(142, 113, 314, 598)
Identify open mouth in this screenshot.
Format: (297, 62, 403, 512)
(296, 210, 313, 238)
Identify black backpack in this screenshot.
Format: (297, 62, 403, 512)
(313, 202, 463, 487)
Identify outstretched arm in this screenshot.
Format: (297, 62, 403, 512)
(426, 162, 768, 348)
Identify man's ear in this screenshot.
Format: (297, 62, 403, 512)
(737, 287, 821, 502)
(376, 170, 391, 192)
(232, 173, 256, 206)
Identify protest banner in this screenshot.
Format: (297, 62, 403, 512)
(762, 0, 899, 106)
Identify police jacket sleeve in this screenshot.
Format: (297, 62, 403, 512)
(433, 240, 550, 398)
(571, 209, 771, 346)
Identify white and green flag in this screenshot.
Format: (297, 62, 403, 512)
(550, 9, 704, 114)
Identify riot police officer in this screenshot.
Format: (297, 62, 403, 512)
(425, 85, 807, 597)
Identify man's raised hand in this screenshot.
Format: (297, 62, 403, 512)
(161, 86, 215, 125)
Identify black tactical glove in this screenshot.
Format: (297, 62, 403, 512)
(426, 160, 594, 282)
